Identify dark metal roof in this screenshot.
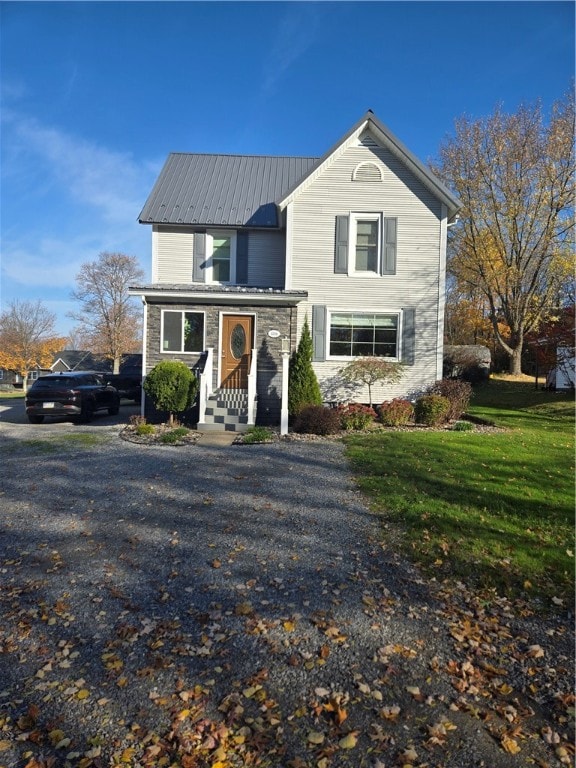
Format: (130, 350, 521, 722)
(129, 284, 308, 305)
(139, 154, 319, 228)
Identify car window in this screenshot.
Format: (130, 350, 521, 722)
(35, 377, 74, 388)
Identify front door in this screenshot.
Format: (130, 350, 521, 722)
(221, 314, 254, 389)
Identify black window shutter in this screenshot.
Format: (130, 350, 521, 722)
(312, 305, 327, 362)
(236, 231, 248, 284)
(334, 216, 349, 274)
(402, 308, 415, 365)
(193, 233, 206, 283)
(382, 217, 397, 275)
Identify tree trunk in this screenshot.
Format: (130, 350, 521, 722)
(508, 345, 523, 376)
(113, 355, 121, 375)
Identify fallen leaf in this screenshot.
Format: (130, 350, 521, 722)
(501, 735, 521, 754)
(307, 731, 325, 745)
(338, 732, 358, 749)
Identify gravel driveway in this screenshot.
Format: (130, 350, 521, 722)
(0, 406, 573, 767)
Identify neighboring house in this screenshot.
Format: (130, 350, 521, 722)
(0, 367, 49, 389)
(131, 110, 461, 431)
(51, 350, 142, 375)
(51, 350, 104, 372)
(546, 346, 575, 391)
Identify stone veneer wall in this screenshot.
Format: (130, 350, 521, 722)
(145, 301, 298, 426)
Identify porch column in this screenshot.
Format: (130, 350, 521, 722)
(280, 343, 290, 435)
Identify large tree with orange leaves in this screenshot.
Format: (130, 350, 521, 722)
(434, 91, 575, 374)
(0, 300, 66, 392)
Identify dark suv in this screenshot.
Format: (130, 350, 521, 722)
(25, 372, 120, 424)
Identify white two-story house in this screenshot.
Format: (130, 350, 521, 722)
(131, 111, 461, 430)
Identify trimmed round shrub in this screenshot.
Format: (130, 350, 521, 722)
(337, 403, 376, 430)
(293, 405, 341, 436)
(143, 360, 198, 425)
(428, 379, 472, 421)
(379, 398, 414, 426)
(414, 394, 450, 426)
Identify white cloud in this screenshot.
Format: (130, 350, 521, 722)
(0, 111, 158, 335)
(4, 110, 157, 225)
(261, 5, 323, 97)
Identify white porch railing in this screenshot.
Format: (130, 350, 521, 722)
(247, 347, 257, 425)
(197, 347, 214, 426)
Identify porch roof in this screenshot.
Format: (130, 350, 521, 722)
(129, 284, 308, 305)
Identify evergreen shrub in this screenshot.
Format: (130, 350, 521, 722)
(143, 361, 198, 425)
(288, 317, 322, 416)
(414, 394, 450, 426)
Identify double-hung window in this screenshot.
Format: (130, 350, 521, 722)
(209, 231, 235, 284)
(161, 310, 204, 353)
(329, 312, 399, 358)
(334, 214, 397, 275)
(353, 215, 381, 273)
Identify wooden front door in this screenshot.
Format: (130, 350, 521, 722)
(220, 315, 254, 389)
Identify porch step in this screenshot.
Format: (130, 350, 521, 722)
(198, 389, 254, 433)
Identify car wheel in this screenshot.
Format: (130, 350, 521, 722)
(78, 401, 94, 423)
(108, 403, 120, 416)
(28, 414, 44, 424)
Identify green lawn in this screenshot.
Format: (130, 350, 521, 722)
(344, 379, 575, 608)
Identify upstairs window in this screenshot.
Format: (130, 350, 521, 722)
(211, 234, 232, 282)
(354, 216, 380, 272)
(193, 230, 248, 285)
(335, 214, 397, 276)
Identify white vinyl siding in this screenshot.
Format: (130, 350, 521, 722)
(153, 226, 285, 287)
(155, 226, 194, 283)
(289, 139, 445, 401)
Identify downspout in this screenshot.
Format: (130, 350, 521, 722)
(437, 205, 448, 381)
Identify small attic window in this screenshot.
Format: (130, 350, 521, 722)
(352, 162, 383, 182)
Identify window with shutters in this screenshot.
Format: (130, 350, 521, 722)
(328, 311, 399, 359)
(334, 214, 396, 276)
(207, 231, 236, 284)
(351, 213, 381, 274)
(161, 310, 205, 353)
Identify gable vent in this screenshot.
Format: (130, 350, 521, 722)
(352, 161, 383, 182)
(359, 133, 379, 147)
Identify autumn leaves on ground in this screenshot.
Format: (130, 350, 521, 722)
(0, 379, 574, 768)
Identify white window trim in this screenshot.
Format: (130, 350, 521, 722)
(349, 212, 383, 276)
(160, 309, 206, 354)
(326, 308, 402, 361)
(206, 230, 237, 285)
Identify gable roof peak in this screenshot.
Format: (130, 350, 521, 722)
(278, 110, 461, 220)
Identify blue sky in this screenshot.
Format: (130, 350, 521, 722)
(1, 0, 574, 338)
